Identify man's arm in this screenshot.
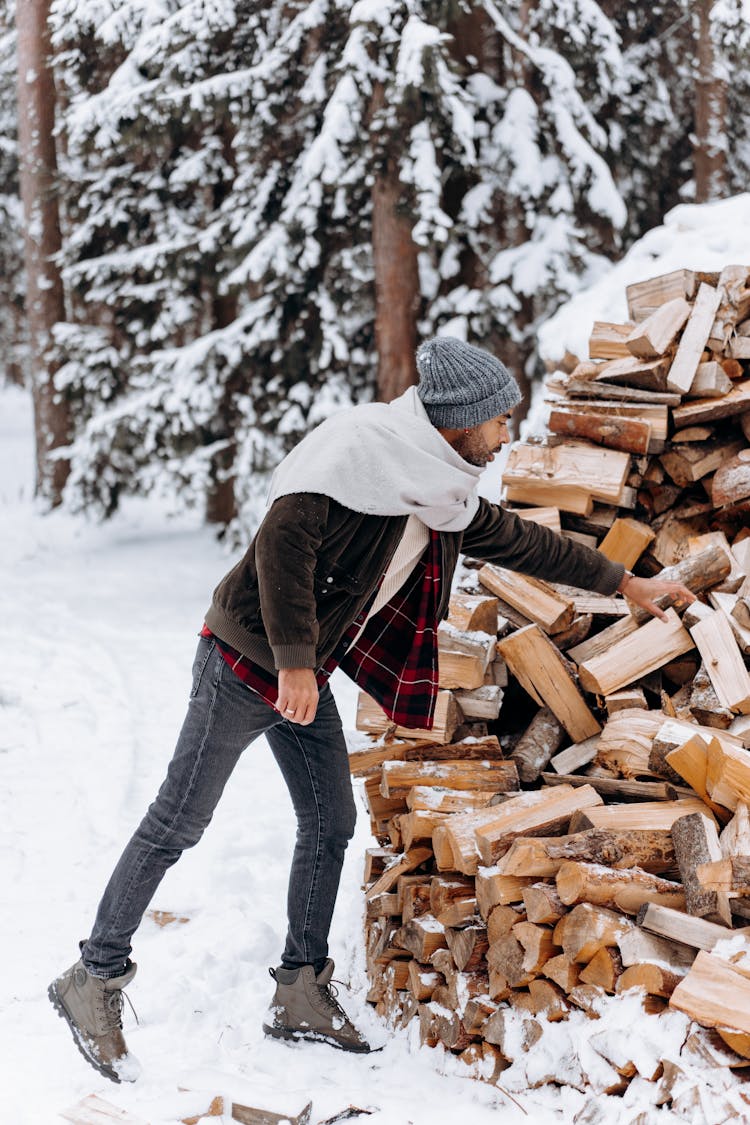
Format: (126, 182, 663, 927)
(254, 493, 328, 724)
(462, 499, 694, 621)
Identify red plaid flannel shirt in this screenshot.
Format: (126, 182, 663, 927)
(202, 529, 442, 729)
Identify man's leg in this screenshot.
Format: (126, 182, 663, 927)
(262, 683, 372, 1052)
(83, 635, 282, 976)
(50, 635, 284, 1081)
(265, 681, 357, 970)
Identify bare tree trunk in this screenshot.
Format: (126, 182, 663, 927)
(16, 0, 70, 504)
(205, 287, 239, 527)
(372, 162, 420, 402)
(694, 0, 728, 203)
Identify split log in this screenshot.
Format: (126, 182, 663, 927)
(483, 1006, 543, 1054)
(396, 874, 431, 913)
(475, 866, 536, 918)
(447, 592, 499, 634)
(650, 716, 742, 783)
(671, 812, 732, 925)
(494, 835, 571, 878)
(626, 269, 698, 319)
(502, 440, 630, 512)
(487, 904, 526, 944)
(356, 689, 460, 744)
(366, 893, 400, 920)
(445, 924, 488, 972)
(706, 736, 750, 810)
(509, 980, 570, 1022)
(393, 914, 448, 961)
(579, 946, 623, 993)
(548, 407, 653, 455)
(689, 662, 735, 728)
(589, 320, 635, 359)
(556, 860, 685, 914)
(713, 450, 750, 508)
(665, 734, 730, 821)
(617, 962, 683, 998)
(541, 772, 679, 803)
(661, 437, 744, 488)
(453, 684, 503, 721)
(436, 898, 479, 928)
(595, 708, 665, 779)
(364, 847, 432, 899)
(380, 759, 519, 800)
(617, 927, 694, 971)
(626, 297, 691, 358)
(577, 609, 695, 696)
(473, 784, 603, 868)
(406, 786, 497, 812)
(695, 856, 750, 896)
(478, 563, 575, 635)
(670, 950, 750, 1037)
(522, 883, 567, 925)
(545, 827, 676, 874)
(401, 882, 432, 924)
(486, 932, 537, 988)
(637, 902, 750, 950)
(510, 707, 565, 784)
(429, 875, 475, 917)
(721, 801, 750, 857)
(569, 798, 717, 834)
(666, 283, 722, 393)
(595, 354, 672, 391)
(689, 610, 750, 714)
(497, 624, 601, 742)
(542, 953, 581, 992)
(407, 961, 441, 1001)
(512, 920, 558, 974)
(597, 518, 655, 567)
(687, 360, 733, 398)
(554, 902, 632, 963)
(671, 377, 750, 428)
(549, 735, 600, 775)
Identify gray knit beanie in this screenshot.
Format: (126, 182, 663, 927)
(415, 336, 522, 428)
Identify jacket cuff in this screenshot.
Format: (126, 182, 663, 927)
(592, 559, 626, 596)
(272, 643, 318, 670)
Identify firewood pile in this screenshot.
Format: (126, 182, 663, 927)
(353, 266, 750, 1121)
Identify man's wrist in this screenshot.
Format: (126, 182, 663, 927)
(618, 569, 635, 594)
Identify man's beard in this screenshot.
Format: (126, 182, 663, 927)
(453, 432, 491, 467)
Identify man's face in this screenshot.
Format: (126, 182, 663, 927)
(453, 413, 511, 467)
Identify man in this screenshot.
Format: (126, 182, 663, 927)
(49, 337, 694, 1082)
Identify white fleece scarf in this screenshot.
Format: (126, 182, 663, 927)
(267, 386, 482, 532)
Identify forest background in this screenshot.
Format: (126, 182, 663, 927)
(5, 0, 750, 539)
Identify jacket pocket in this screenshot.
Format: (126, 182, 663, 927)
(314, 560, 369, 598)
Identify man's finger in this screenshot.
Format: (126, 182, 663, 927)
(650, 601, 669, 623)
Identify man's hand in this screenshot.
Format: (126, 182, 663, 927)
(618, 572, 696, 623)
(277, 668, 319, 725)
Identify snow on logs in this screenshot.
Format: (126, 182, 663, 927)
(354, 264, 750, 1110)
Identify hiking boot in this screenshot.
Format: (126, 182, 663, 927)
(262, 959, 372, 1053)
(48, 955, 141, 1083)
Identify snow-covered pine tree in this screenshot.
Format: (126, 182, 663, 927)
(46, 0, 744, 535)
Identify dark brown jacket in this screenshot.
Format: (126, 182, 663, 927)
(205, 493, 624, 673)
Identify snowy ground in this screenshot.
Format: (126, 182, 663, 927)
(0, 383, 544, 1124)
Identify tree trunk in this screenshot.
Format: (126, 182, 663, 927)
(16, 0, 70, 505)
(694, 0, 728, 203)
(371, 161, 420, 402)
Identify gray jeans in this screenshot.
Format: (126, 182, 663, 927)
(82, 636, 357, 979)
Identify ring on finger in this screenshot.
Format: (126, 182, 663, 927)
(284, 708, 296, 715)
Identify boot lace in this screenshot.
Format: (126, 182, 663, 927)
(98, 985, 139, 1033)
(317, 978, 349, 1023)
